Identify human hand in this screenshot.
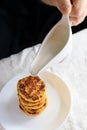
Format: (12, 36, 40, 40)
(42, 0, 87, 26)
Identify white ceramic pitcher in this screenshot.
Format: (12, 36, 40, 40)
(30, 15, 72, 75)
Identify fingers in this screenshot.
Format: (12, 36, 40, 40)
(70, 12, 87, 26)
(70, 0, 87, 26)
(52, 0, 72, 14)
(70, 0, 86, 17)
(41, 0, 72, 14)
(55, 0, 87, 25)
(41, 0, 87, 26)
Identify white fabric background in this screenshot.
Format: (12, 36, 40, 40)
(0, 29, 87, 130)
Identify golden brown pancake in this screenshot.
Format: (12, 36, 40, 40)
(17, 75, 46, 102)
(19, 98, 47, 116)
(17, 75, 48, 116)
(19, 95, 47, 109)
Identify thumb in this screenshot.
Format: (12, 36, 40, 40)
(56, 0, 72, 15)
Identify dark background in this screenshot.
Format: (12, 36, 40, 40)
(0, 0, 87, 59)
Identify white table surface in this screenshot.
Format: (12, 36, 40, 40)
(0, 29, 87, 130)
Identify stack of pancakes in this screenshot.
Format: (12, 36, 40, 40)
(17, 75, 47, 116)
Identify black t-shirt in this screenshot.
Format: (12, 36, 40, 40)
(0, 0, 87, 59)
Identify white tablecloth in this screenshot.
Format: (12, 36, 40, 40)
(0, 29, 87, 130)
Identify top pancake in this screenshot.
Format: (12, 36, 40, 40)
(17, 75, 46, 102)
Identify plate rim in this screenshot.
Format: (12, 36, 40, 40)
(0, 71, 71, 130)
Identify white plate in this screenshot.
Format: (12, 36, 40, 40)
(0, 71, 71, 130)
